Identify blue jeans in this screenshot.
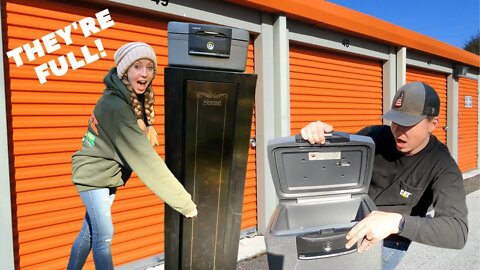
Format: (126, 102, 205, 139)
(67, 188, 116, 270)
(382, 240, 410, 270)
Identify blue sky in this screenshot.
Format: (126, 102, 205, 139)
(328, 0, 480, 49)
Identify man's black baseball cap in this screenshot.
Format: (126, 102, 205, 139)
(382, 82, 440, 127)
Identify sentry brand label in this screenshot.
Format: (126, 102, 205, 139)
(308, 152, 341, 160)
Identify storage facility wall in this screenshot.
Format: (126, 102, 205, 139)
(289, 44, 383, 134)
(4, 0, 256, 269)
(406, 67, 448, 144)
(458, 78, 478, 172)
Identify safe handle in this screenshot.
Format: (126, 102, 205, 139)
(295, 131, 350, 144)
(296, 229, 357, 260)
(192, 30, 228, 38)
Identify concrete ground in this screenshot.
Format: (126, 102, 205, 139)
(236, 188, 480, 270)
(147, 186, 479, 270)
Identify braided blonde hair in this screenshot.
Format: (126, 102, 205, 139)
(121, 77, 155, 126)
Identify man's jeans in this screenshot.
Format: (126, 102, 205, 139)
(67, 188, 117, 270)
(382, 240, 410, 270)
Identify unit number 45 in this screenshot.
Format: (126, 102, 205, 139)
(151, 0, 169, 6)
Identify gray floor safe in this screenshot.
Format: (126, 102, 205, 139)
(265, 133, 382, 270)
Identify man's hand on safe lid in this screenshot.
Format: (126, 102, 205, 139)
(345, 211, 403, 252)
(300, 120, 334, 144)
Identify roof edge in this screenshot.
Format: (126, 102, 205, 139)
(227, 0, 480, 68)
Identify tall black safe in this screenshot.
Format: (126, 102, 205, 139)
(163, 22, 257, 270)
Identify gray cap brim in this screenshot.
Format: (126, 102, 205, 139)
(382, 110, 426, 126)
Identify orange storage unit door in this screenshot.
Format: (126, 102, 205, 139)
(290, 44, 383, 134)
(5, 1, 256, 269)
(240, 39, 257, 230)
(241, 42, 257, 230)
(458, 78, 478, 172)
(406, 68, 448, 144)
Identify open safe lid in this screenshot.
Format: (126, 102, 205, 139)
(267, 132, 375, 200)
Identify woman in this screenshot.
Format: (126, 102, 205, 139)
(67, 42, 197, 270)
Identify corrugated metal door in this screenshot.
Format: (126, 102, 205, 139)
(458, 78, 478, 172)
(290, 45, 383, 134)
(241, 42, 257, 230)
(5, 1, 256, 269)
(406, 67, 448, 143)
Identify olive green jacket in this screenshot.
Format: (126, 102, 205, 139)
(72, 67, 196, 216)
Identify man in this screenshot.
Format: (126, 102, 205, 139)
(300, 82, 468, 269)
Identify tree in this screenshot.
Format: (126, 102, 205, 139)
(463, 32, 479, 55)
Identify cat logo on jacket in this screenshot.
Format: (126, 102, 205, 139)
(400, 189, 412, 198)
